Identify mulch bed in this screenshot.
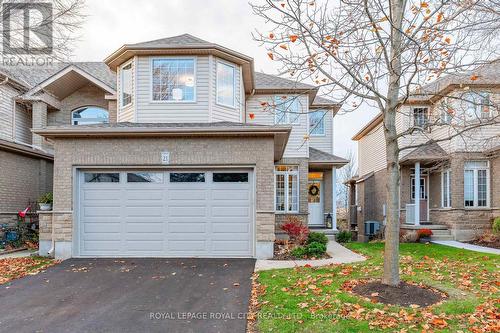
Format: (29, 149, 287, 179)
(347, 280, 447, 307)
(273, 242, 330, 260)
(466, 238, 500, 250)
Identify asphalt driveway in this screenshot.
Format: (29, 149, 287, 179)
(0, 258, 256, 333)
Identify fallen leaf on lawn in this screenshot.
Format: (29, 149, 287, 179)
(233, 282, 240, 287)
(298, 302, 309, 309)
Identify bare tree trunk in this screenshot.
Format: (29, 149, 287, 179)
(382, 0, 404, 286)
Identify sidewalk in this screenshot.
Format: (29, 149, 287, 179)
(254, 241, 366, 271)
(431, 240, 500, 255)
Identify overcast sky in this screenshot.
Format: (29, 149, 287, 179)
(73, 0, 379, 162)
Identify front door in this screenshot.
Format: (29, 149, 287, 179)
(411, 176, 428, 222)
(308, 180, 324, 226)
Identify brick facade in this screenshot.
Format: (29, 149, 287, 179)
(42, 136, 276, 255)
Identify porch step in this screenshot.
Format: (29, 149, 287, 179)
(312, 229, 338, 241)
(431, 230, 454, 241)
(401, 224, 448, 230)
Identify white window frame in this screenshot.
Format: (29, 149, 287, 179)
(309, 110, 326, 136)
(71, 106, 109, 126)
(216, 61, 236, 109)
(441, 169, 451, 208)
(120, 61, 133, 109)
(410, 177, 426, 201)
(274, 96, 300, 125)
(464, 160, 490, 208)
(412, 107, 429, 128)
(274, 166, 299, 213)
(150, 56, 197, 103)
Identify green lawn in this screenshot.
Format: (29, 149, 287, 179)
(254, 243, 499, 332)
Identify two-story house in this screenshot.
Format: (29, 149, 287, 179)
(0, 34, 347, 259)
(349, 61, 499, 242)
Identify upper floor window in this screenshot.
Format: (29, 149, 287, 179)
(120, 63, 132, 107)
(309, 110, 326, 136)
(152, 58, 195, 102)
(464, 160, 489, 207)
(216, 62, 236, 108)
(413, 107, 429, 128)
(274, 96, 299, 125)
(72, 107, 109, 125)
(464, 92, 492, 120)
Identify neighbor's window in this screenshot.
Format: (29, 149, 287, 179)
(152, 58, 195, 102)
(71, 107, 109, 125)
(464, 92, 492, 121)
(216, 62, 236, 107)
(275, 166, 299, 213)
(441, 169, 451, 208)
(274, 96, 300, 125)
(309, 110, 326, 135)
(121, 63, 132, 107)
(413, 107, 429, 128)
(84, 173, 119, 183)
(464, 161, 489, 207)
(127, 172, 163, 183)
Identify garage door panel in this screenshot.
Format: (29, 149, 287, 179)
(79, 169, 253, 257)
(126, 223, 163, 233)
(169, 222, 206, 233)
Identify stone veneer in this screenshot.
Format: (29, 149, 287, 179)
(43, 135, 276, 259)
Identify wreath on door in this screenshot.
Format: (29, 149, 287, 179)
(309, 185, 320, 196)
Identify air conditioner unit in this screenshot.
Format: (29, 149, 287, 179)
(365, 221, 381, 236)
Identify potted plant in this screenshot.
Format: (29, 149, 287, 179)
(38, 192, 53, 211)
(417, 228, 433, 243)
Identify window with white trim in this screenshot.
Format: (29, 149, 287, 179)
(152, 58, 195, 102)
(441, 169, 451, 208)
(309, 110, 326, 135)
(71, 106, 109, 125)
(463, 91, 493, 121)
(120, 63, 132, 107)
(413, 107, 429, 128)
(464, 161, 489, 207)
(274, 96, 300, 125)
(275, 166, 299, 212)
(216, 62, 235, 107)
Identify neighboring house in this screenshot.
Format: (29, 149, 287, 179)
(348, 61, 500, 241)
(1, 34, 347, 259)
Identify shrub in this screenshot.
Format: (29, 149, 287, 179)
(493, 217, 500, 235)
(307, 232, 328, 246)
(38, 192, 53, 204)
(336, 230, 352, 243)
(280, 216, 309, 245)
(291, 246, 307, 258)
(306, 242, 327, 257)
(417, 229, 433, 239)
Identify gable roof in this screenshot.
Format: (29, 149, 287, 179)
(0, 62, 116, 90)
(400, 141, 449, 164)
(129, 34, 212, 48)
(309, 147, 349, 165)
(254, 72, 314, 90)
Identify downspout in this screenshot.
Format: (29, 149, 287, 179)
(246, 89, 256, 123)
(48, 217, 55, 256)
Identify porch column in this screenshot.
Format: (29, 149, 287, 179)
(332, 167, 338, 231)
(32, 101, 47, 150)
(414, 161, 420, 226)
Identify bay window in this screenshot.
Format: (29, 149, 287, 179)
(441, 169, 451, 208)
(275, 166, 299, 213)
(274, 96, 300, 124)
(120, 63, 132, 107)
(152, 58, 195, 102)
(309, 110, 326, 135)
(464, 161, 489, 207)
(216, 62, 236, 107)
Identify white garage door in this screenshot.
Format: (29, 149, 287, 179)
(77, 170, 254, 257)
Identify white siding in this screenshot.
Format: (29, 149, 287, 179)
(358, 122, 386, 176)
(135, 56, 210, 123)
(0, 84, 18, 141)
(246, 94, 309, 158)
(309, 109, 334, 154)
(211, 57, 244, 122)
(117, 58, 136, 122)
(15, 103, 32, 145)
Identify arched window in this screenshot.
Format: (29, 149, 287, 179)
(71, 106, 109, 125)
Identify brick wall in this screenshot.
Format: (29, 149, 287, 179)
(0, 149, 53, 224)
(50, 136, 276, 243)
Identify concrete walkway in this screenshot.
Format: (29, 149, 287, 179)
(0, 249, 37, 259)
(254, 241, 366, 271)
(432, 240, 500, 255)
